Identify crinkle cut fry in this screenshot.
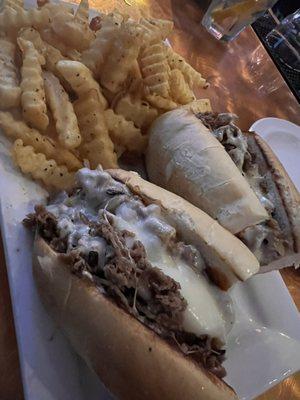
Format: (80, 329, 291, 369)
(12, 139, 75, 190)
(114, 95, 158, 129)
(73, 89, 117, 169)
(104, 109, 147, 155)
(2, 0, 23, 12)
(74, 0, 89, 25)
(0, 111, 82, 171)
(140, 42, 170, 98)
(0, 6, 51, 36)
(81, 137, 118, 170)
(145, 94, 177, 111)
(50, 2, 94, 52)
(56, 60, 108, 109)
(0, 37, 20, 109)
(39, 2, 74, 16)
(100, 20, 145, 93)
(169, 69, 195, 105)
(140, 17, 173, 42)
(43, 71, 81, 150)
(166, 47, 207, 88)
(180, 99, 212, 114)
(39, 28, 81, 60)
(17, 37, 49, 131)
(18, 27, 70, 87)
(56, 60, 117, 168)
(81, 12, 123, 75)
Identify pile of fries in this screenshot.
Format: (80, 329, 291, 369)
(0, 0, 211, 190)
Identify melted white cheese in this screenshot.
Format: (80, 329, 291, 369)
(115, 201, 233, 341)
(48, 168, 234, 341)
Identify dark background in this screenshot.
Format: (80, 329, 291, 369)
(253, 0, 299, 101)
(197, 0, 300, 101)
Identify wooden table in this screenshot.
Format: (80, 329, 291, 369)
(0, 0, 300, 399)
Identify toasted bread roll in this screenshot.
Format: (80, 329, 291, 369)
(29, 167, 259, 400)
(33, 237, 238, 400)
(146, 109, 268, 234)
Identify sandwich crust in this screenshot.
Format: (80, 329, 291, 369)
(108, 168, 259, 284)
(251, 133, 300, 253)
(146, 109, 269, 234)
(33, 237, 238, 400)
(145, 108, 299, 271)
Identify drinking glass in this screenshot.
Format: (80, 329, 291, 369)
(266, 9, 300, 72)
(202, 0, 278, 41)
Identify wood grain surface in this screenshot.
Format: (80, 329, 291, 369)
(0, 234, 24, 400)
(0, 0, 299, 399)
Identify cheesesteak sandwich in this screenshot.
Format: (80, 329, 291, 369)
(25, 168, 260, 400)
(146, 109, 300, 272)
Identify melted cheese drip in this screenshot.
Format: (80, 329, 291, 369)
(48, 168, 234, 341)
(115, 201, 233, 341)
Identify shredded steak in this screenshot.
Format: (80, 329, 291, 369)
(24, 205, 67, 253)
(196, 112, 287, 265)
(196, 112, 237, 131)
(24, 206, 226, 378)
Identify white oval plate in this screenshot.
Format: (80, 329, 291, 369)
(0, 1, 300, 398)
(250, 117, 300, 191)
(1, 123, 300, 400)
